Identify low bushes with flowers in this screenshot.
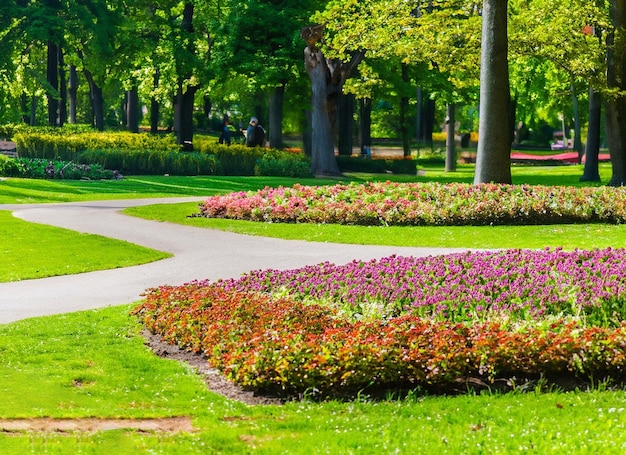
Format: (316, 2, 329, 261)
(133, 246, 626, 398)
(198, 181, 626, 226)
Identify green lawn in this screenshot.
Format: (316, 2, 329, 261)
(0, 210, 169, 282)
(0, 164, 621, 284)
(2, 305, 626, 454)
(2, 164, 626, 453)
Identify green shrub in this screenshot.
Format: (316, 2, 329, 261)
(0, 158, 115, 179)
(7, 127, 310, 176)
(336, 155, 418, 174)
(254, 152, 312, 178)
(0, 155, 22, 177)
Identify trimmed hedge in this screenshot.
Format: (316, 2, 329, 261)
(7, 127, 311, 177)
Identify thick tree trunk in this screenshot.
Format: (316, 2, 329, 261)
(338, 91, 354, 156)
(581, 86, 601, 182)
(301, 25, 362, 175)
(606, 0, 626, 186)
(302, 109, 312, 157)
(269, 85, 284, 149)
(605, 102, 626, 186)
(474, 0, 512, 184)
(446, 103, 456, 172)
(69, 65, 77, 124)
(176, 83, 198, 150)
(305, 47, 340, 176)
(126, 87, 139, 133)
(46, 40, 59, 126)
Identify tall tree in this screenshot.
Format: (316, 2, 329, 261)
(606, 0, 626, 186)
(474, 0, 512, 184)
(301, 25, 340, 176)
(214, 0, 321, 149)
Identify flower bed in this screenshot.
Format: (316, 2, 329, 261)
(133, 247, 626, 397)
(198, 182, 626, 226)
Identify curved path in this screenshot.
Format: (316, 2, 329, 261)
(0, 198, 471, 324)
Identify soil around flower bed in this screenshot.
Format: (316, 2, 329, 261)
(0, 416, 194, 433)
(141, 329, 284, 406)
(142, 330, 621, 402)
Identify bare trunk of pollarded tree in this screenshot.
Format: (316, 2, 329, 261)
(302, 26, 340, 176)
(474, 0, 512, 184)
(301, 25, 364, 176)
(305, 46, 339, 176)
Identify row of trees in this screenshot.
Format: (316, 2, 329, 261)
(313, 0, 619, 183)
(1, 1, 626, 183)
(0, 0, 320, 147)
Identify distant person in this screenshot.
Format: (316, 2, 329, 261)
(245, 116, 265, 147)
(218, 114, 231, 145)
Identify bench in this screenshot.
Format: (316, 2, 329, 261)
(0, 140, 18, 158)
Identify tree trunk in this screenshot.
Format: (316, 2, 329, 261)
(30, 95, 37, 126)
(338, 91, 354, 156)
(359, 98, 372, 155)
(126, 87, 139, 133)
(46, 40, 59, 126)
(474, 0, 512, 184)
(269, 85, 284, 149)
(301, 26, 362, 175)
(176, 82, 198, 150)
(446, 103, 456, 172)
(69, 65, 77, 124)
(58, 47, 66, 126)
(416, 87, 435, 146)
(400, 63, 410, 157)
(304, 46, 340, 176)
(83, 69, 104, 131)
(302, 109, 312, 157)
(151, 70, 160, 134)
(571, 83, 583, 161)
(581, 86, 601, 182)
(606, 0, 626, 186)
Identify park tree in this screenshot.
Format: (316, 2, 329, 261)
(317, 0, 481, 172)
(474, 0, 511, 184)
(605, 0, 626, 186)
(214, 0, 321, 149)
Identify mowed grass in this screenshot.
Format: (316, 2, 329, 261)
(0, 210, 169, 282)
(2, 163, 626, 453)
(2, 305, 626, 454)
(0, 163, 620, 283)
(127, 201, 626, 250)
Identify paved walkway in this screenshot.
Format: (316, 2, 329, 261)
(0, 198, 470, 324)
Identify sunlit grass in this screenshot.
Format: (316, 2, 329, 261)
(0, 210, 168, 282)
(1, 163, 626, 452)
(1, 305, 626, 453)
(126, 200, 626, 251)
